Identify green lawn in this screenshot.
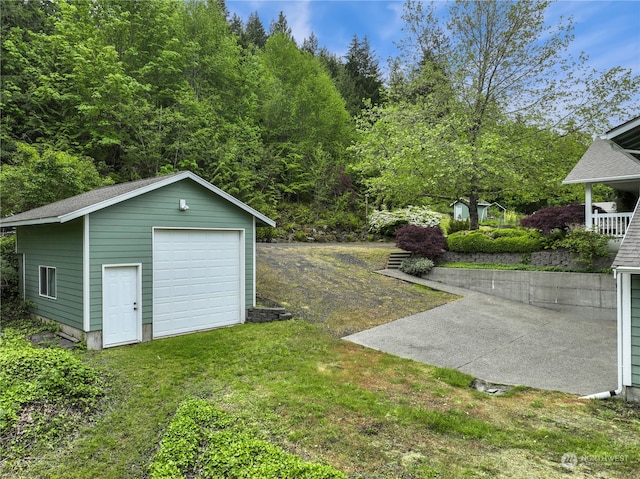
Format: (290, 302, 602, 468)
(2, 320, 639, 478)
(1, 245, 639, 478)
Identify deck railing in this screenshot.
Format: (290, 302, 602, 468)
(592, 212, 633, 237)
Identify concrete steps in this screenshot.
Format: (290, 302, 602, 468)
(386, 251, 412, 269)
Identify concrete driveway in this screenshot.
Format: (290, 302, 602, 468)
(343, 270, 617, 396)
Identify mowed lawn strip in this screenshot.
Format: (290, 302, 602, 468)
(2, 244, 639, 478)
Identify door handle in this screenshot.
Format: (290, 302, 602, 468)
(133, 302, 138, 311)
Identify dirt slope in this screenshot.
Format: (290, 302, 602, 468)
(256, 243, 458, 337)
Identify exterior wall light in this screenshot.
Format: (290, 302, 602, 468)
(179, 199, 189, 211)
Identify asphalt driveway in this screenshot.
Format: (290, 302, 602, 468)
(343, 269, 617, 396)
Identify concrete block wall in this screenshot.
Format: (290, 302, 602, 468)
(425, 268, 616, 321)
(246, 307, 292, 323)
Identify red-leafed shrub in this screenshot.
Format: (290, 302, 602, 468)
(520, 204, 587, 234)
(395, 225, 446, 259)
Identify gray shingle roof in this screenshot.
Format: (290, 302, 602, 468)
(563, 138, 640, 185)
(612, 201, 640, 269)
(1, 174, 176, 225)
(0, 171, 275, 227)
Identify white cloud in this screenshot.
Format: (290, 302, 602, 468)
(283, 0, 314, 43)
(546, 0, 640, 75)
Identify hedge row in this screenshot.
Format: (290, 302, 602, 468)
(445, 228, 543, 254)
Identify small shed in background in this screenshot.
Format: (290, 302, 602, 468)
(451, 199, 492, 221)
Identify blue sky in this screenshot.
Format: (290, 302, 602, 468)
(226, 1, 639, 71)
(227, 0, 640, 122)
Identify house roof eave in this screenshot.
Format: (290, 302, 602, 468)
(0, 216, 62, 227)
(602, 115, 640, 141)
(562, 174, 640, 185)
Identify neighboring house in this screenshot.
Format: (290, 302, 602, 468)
(0, 171, 275, 350)
(563, 116, 640, 238)
(563, 116, 640, 401)
(450, 199, 492, 222)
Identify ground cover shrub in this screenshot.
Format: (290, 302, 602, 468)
(1, 234, 19, 301)
(275, 202, 365, 239)
(0, 333, 104, 458)
(520, 204, 587, 234)
(446, 228, 543, 253)
(519, 205, 612, 270)
(395, 225, 446, 259)
(257, 226, 276, 242)
(150, 398, 347, 479)
(447, 218, 469, 234)
(368, 206, 442, 236)
(400, 256, 435, 276)
(554, 227, 611, 267)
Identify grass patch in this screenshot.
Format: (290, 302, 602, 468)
(431, 367, 474, 388)
(1, 245, 639, 478)
(256, 244, 458, 337)
(3, 318, 640, 478)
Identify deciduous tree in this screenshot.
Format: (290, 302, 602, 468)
(353, 0, 639, 229)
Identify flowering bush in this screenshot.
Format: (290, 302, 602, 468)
(368, 206, 442, 235)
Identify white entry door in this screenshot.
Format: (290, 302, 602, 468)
(103, 265, 140, 348)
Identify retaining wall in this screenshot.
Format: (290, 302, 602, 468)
(424, 268, 616, 321)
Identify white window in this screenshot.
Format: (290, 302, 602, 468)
(39, 266, 56, 299)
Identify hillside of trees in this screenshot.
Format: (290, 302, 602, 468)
(2, 0, 638, 232)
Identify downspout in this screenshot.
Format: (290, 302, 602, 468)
(579, 269, 623, 399)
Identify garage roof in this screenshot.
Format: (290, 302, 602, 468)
(0, 171, 276, 227)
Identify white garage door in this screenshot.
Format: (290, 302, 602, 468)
(153, 229, 243, 338)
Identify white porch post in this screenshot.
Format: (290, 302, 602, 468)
(585, 182, 593, 230)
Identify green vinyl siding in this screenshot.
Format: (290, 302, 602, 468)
(16, 219, 84, 330)
(631, 275, 640, 386)
(88, 179, 255, 331)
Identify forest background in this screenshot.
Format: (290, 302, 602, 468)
(1, 0, 639, 234)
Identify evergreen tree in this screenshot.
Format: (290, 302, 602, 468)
(269, 11, 292, 39)
(301, 32, 319, 56)
(228, 13, 244, 39)
(258, 34, 353, 204)
(343, 35, 384, 114)
(244, 11, 267, 49)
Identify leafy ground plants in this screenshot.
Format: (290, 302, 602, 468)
(149, 398, 346, 479)
(0, 326, 104, 464)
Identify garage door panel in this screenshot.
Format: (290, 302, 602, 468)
(153, 229, 242, 338)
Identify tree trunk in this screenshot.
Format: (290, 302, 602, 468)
(468, 191, 480, 230)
